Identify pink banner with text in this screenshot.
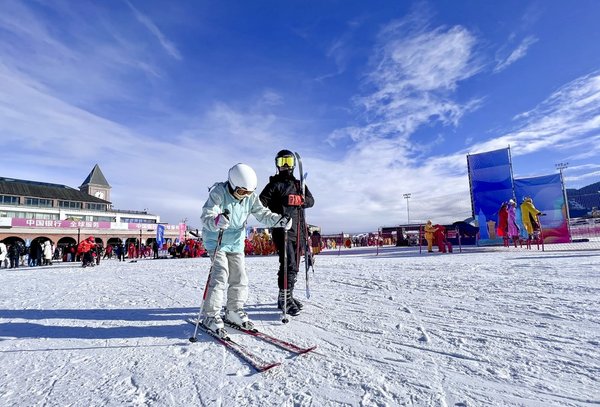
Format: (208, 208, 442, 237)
(12, 219, 112, 229)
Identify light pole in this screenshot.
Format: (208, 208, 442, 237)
(555, 162, 571, 240)
(403, 193, 411, 224)
(181, 218, 188, 241)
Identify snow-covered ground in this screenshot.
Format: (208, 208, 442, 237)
(1, 246, 599, 407)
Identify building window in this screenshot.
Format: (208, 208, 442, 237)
(94, 216, 116, 222)
(58, 201, 82, 209)
(87, 203, 107, 211)
(32, 212, 59, 220)
(66, 214, 116, 222)
(121, 218, 157, 224)
(0, 195, 19, 205)
(0, 211, 58, 220)
(25, 197, 53, 207)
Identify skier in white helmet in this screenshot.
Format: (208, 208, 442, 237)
(200, 163, 292, 336)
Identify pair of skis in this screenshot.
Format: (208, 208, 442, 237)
(186, 319, 317, 373)
(294, 152, 314, 299)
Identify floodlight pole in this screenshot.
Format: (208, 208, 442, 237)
(555, 162, 572, 241)
(403, 193, 411, 224)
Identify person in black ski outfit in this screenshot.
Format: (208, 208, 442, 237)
(259, 149, 314, 316)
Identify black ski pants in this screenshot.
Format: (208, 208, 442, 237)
(272, 228, 298, 290)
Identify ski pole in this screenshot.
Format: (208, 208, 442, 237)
(189, 209, 229, 342)
(538, 213, 545, 252)
(282, 228, 289, 324)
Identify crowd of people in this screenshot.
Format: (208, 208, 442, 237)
(0, 240, 56, 268)
(0, 237, 208, 269)
(167, 239, 207, 258)
(496, 196, 544, 247)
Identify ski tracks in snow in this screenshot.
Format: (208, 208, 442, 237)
(2, 251, 599, 406)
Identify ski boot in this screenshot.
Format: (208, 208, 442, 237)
(201, 315, 228, 339)
(278, 290, 300, 316)
(224, 308, 255, 330)
(290, 288, 304, 310)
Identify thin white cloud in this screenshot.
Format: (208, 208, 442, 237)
(566, 163, 600, 171)
(0, 63, 287, 227)
(320, 49, 600, 231)
(258, 90, 284, 107)
(0, 0, 171, 111)
(125, 1, 182, 60)
(328, 17, 483, 151)
(494, 36, 538, 73)
(468, 71, 600, 156)
(316, 16, 484, 230)
(565, 171, 600, 183)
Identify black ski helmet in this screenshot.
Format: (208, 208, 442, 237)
(275, 149, 295, 171)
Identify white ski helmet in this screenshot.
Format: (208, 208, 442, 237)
(228, 163, 258, 192)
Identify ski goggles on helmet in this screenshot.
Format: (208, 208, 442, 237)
(234, 187, 253, 196)
(276, 156, 295, 167)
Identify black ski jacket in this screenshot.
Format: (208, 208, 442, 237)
(259, 172, 314, 238)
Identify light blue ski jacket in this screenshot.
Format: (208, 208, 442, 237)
(201, 182, 283, 253)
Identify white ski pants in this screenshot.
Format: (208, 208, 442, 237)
(202, 251, 248, 317)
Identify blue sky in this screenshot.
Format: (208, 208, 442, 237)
(1, 0, 599, 233)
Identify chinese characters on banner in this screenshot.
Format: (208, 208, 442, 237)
(11, 219, 111, 229)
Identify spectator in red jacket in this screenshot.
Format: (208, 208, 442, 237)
(497, 202, 509, 246)
(128, 243, 136, 259)
(78, 236, 96, 267)
(434, 225, 452, 253)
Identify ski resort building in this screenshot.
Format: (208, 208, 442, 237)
(0, 165, 183, 248)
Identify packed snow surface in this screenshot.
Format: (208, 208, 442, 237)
(1, 246, 599, 406)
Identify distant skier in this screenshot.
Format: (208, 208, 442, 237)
(424, 220, 437, 253)
(520, 197, 543, 241)
(200, 163, 291, 335)
(310, 230, 322, 255)
(42, 240, 53, 266)
(497, 202, 509, 246)
(0, 241, 7, 269)
(507, 199, 520, 247)
(259, 150, 315, 317)
(78, 236, 96, 267)
(434, 224, 452, 253)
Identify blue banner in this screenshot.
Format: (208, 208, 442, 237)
(156, 224, 165, 249)
(514, 174, 570, 243)
(467, 148, 514, 244)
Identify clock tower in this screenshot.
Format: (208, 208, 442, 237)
(80, 164, 111, 203)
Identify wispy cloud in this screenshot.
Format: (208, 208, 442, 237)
(0, 0, 172, 113)
(494, 35, 538, 73)
(560, 164, 600, 184)
(328, 14, 483, 151)
(318, 19, 600, 230)
(467, 71, 600, 156)
(315, 18, 363, 82)
(565, 171, 600, 183)
(0, 62, 289, 225)
(316, 15, 485, 229)
(125, 0, 182, 60)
